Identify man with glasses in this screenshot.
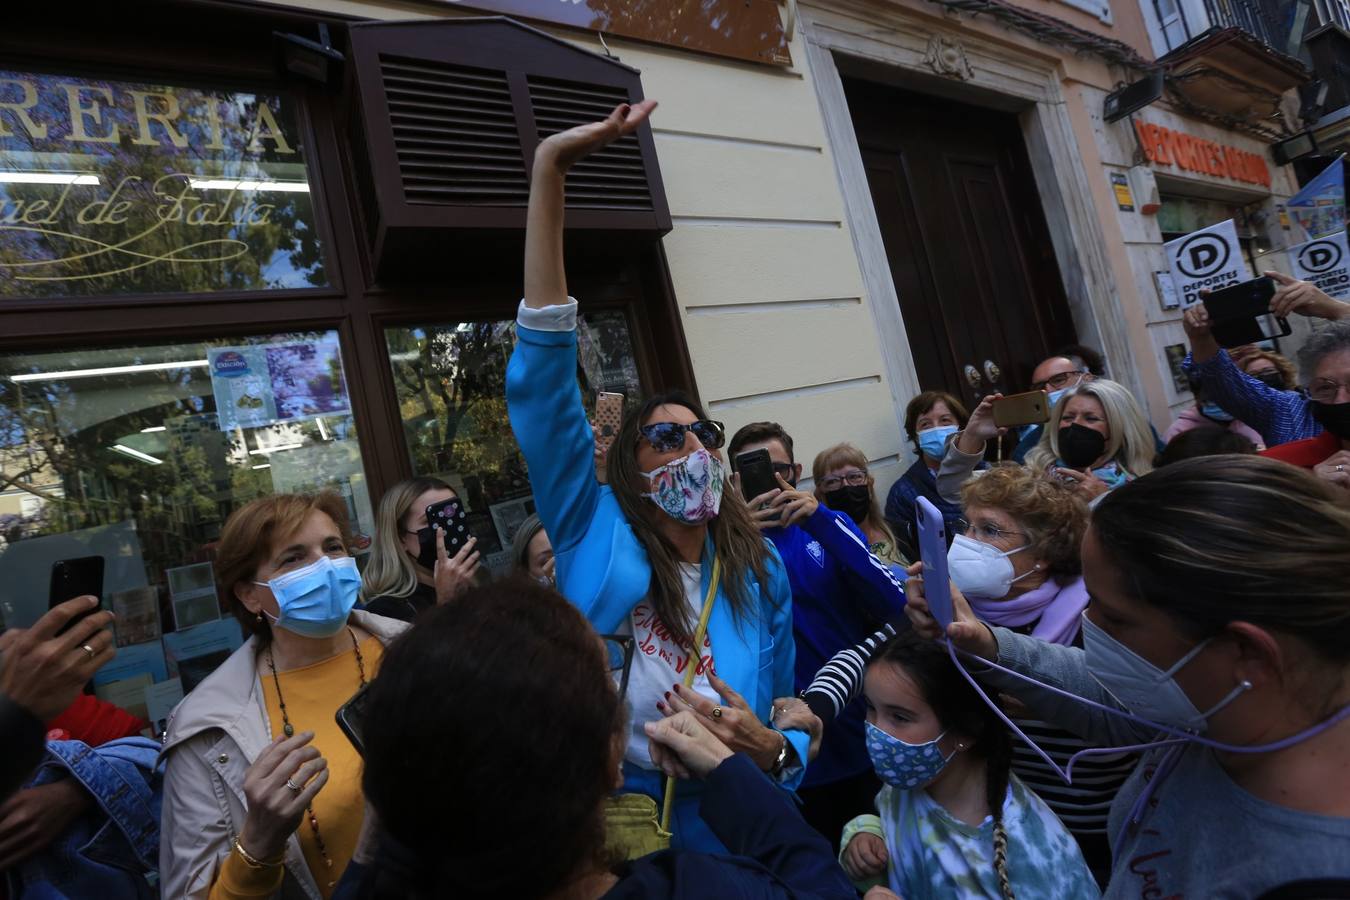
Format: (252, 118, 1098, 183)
(727, 422, 908, 846)
(1010, 353, 1096, 462)
(1182, 273, 1350, 469)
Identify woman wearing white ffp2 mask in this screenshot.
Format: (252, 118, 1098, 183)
(905, 456, 1350, 899)
(944, 464, 1129, 884)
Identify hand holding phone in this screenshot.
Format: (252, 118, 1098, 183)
(735, 449, 779, 503)
(1202, 277, 1291, 348)
(425, 498, 471, 558)
(49, 556, 105, 636)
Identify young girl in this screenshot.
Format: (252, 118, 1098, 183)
(839, 631, 1098, 899)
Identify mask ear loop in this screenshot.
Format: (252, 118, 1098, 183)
(941, 639, 1350, 844)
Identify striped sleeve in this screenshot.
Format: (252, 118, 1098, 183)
(802, 624, 897, 721)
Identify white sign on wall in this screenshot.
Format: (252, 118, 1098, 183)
(1289, 231, 1350, 301)
(1165, 219, 1252, 307)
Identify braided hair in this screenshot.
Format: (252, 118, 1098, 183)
(871, 632, 1017, 900)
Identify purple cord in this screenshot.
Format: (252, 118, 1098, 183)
(940, 637, 1350, 844)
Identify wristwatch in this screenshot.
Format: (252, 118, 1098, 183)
(769, 730, 789, 777)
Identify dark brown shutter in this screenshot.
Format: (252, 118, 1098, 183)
(343, 16, 670, 280)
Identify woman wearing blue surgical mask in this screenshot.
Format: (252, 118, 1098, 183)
(839, 630, 1098, 899)
(505, 100, 806, 854)
(160, 492, 408, 900)
(885, 391, 973, 557)
(1163, 379, 1264, 452)
(906, 456, 1350, 898)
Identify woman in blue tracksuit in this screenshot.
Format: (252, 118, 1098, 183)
(505, 99, 808, 853)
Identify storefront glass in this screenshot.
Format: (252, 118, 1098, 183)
(0, 70, 325, 297)
(384, 310, 642, 572)
(0, 331, 371, 719)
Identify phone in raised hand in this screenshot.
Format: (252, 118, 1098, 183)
(735, 449, 778, 503)
(915, 498, 953, 632)
(49, 556, 105, 636)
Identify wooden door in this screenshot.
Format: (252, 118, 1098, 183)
(845, 78, 1076, 410)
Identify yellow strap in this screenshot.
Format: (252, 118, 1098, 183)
(660, 555, 721, 834)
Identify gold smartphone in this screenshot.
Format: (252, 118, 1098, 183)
(992, 391, 1051, 428)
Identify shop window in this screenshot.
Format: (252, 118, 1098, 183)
(0, 69, 326, 298)
(384, 311, 642, 573)
(0, 331, 371, 720)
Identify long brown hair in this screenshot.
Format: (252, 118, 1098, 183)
(607, 391, 774, 650)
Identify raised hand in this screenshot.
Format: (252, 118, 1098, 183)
(903, 562, 997, 660)
(535, 100, 658, 175)
(433, 528, 479, 604)
(237, 731, 329, 861)
(1267, 271, 1350, 321)
(0, 596, 115, 722)
(956, 393, 1004, 455)
(768, 473, 819, 528)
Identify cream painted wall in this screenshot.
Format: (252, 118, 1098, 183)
(273, 0, 908, 493)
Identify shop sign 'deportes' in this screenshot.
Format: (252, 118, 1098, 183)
(1165, 219, 1251, 306)
(0, 70, 326, 298)
(1134, 120, 1272, 189)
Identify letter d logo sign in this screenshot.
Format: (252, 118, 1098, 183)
(1176, 233, 1230, 278)
(1298, 240, 1342, 274)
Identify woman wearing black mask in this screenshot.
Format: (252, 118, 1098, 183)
(361, 477, 481, 622)
(1025, 379, 1155, 503)
(1262, 319, 1350, 493)
(812, 443, 908, 567)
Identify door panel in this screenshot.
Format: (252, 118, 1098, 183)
(845, 78, 1076, 411)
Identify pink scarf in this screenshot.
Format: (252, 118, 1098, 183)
(968, 576, 1088, 646)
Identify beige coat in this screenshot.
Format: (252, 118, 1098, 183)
(158, 611, 408, 900)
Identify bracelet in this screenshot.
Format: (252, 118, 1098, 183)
(232, 836, 282, 869)
(769, 730, 789, 777)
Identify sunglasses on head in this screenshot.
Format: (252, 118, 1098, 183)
(638, 420, 726, 452)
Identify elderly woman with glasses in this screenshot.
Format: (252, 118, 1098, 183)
(1182, 272, 1350, 459)
(944, 463, 1129, 884)
(504, 100, 808, 855)
(812, 443, 909, 568)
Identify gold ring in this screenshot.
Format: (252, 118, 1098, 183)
(711, 706, 723, 719)
(81, 644, 95, 659)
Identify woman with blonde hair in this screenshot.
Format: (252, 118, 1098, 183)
(812, 443, 908, 567)
(361, 477, 480, 623)
(160, 492, 407, 900)
(1022, 379, 1154, 501)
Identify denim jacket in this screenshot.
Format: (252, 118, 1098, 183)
(4, 737, 161, 900)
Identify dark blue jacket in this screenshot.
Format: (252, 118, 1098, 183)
(884, 459, 965, 553)
(765, 505, 906, 788)
(333, 754, 856, 900)
(5, 737, 161, 900)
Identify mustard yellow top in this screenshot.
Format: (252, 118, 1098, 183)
(209, 635, 383, 900)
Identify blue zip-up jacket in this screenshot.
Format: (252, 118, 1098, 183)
(764, 505, 906, 788)
(505, 308, 807, 853)
(5, 737, 161, 900)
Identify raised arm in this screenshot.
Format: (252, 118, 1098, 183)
(523, 101, 656, 310)
(802, 623, 899, 722)
(507, 102, 657, 566)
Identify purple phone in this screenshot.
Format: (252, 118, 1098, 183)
(915, 497, 953, 631)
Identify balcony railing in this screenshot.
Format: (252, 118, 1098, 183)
(1153, 0, 1347, 56)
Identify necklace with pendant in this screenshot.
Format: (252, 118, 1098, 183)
(265, 626, 366, 887)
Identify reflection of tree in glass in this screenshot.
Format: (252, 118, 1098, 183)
(0, 74, 325, 298)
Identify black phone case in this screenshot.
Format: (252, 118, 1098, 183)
(1202, 278, 1291, 348)
(50, 556, 104, 608)
(736, 450, 778, 501)
(426, 499, 471, 556)
(335, 683, 371, 755)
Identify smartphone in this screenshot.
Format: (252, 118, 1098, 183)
(336, 682, 372, 755)
(594, 392, 625, 455)
(915, 498, 953, 632)
(993, 391, 1051, 428)
(426, 497, 472, 557)
(49, 556, 105, 635)
(1202, 277, 1291, 348)
(735, 449, 778, 502)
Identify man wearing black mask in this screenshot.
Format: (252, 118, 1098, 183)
(1259, 319, 1350, 494)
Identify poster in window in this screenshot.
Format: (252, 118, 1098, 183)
(166, 561, 221, 630)
(162, 618, 243, 692)
(110, 585, 162, 647)
(209, 339, 350, 431)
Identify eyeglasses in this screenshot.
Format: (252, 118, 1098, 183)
(1032, 369, 1087, 392)
(818, 470, 868, 492)
(638, 420, 725, 452)
(601, 634, 636, 699)
(770, 461, 796, 477)
(1308, 379, 1350, 404)
(957, 518, 1028, 543)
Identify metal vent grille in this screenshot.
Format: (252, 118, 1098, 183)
(380, 55, 529, 206)
(528, 76, 653, 211)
